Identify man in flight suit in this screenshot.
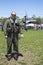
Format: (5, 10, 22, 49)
(4, 11, 23, 60)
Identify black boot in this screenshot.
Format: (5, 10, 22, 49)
(13, 53, 18, 61)
(5, 54, 12, 61)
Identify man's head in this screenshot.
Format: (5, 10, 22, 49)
(11, 11, 16, 20)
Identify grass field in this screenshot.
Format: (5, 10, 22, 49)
(0, 29, 43, 65)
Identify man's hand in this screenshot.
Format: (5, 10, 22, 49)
(5, 35, 8, 39)
(20, 34, 24, 38)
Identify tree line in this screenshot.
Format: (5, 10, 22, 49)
(0, 15, 42, 24)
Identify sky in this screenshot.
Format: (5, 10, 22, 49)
(0, 0, 43, 18)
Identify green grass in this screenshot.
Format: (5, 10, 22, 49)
(0, 29, 43, 65)
(0, 29, 6, 53)
(19, 30, 43, 53)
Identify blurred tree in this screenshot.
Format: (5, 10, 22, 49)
(32, 14, 36, 19)
(36, 17, 41, 24)
(0, 17, 7, 23)
(16, 16, 20, 19)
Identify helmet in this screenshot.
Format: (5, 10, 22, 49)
(11, 11, 16, 16)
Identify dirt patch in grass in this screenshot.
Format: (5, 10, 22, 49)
(0, 51, 43, 65)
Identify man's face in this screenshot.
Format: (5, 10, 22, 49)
(12, 14, 16, 20)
